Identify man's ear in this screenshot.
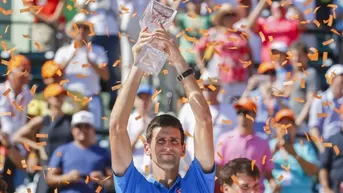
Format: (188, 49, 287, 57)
(181, 143, 186, 157)
(144, 142, 151, 156)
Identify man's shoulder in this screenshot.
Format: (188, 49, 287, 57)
(92, 45, 106, 53)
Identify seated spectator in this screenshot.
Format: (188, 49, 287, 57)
(250, 0, 306, 62)
(54, 13, 109, 130)
(309, 64, 343, 152)
(179, 71, 238, 175)
(0, 55, 32, 136)
(241, 62, 287, 139)
(219, 158, 260, 193)
(127, 84, 154, 175)
(13, 84, 74, 193)
(194, 4, 251, 102)
(319, 104, 343, 193)
(265, 109, 319, 193)
(0, 132, 25, 193)
(287, 42, 319, 133)
(47, 111, 113, 193)
(215, 98, 279, 193)
(27, 60, 86, 117)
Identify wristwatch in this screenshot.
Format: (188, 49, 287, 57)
(177, 69, 194, 81)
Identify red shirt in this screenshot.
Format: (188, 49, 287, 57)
(33, 0, 66, 24)
(258, 17, 299, 62)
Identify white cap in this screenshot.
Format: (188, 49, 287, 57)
(270, 41, 288, 53)
(71, 111, 95, 127)
(65, 13, 88, 37)
(326, 64, 343, 77)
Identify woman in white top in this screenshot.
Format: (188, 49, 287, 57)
(54, 13, 109, 130)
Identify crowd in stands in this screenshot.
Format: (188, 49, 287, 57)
(0, 0, 343, 192)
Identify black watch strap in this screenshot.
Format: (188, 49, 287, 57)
(177, 69, 194, 81)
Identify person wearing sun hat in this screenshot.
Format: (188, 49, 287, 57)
(27, 60, 86, 117)
(309, 64, 343, 152)
(264, 108, 319, 193)
(215, 97, 279, 193)
(12, 83, 76, 193)
(0, 54, 32, 136)
(54, 12, 109, 130)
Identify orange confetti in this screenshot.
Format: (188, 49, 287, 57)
(281, 164, 290, 172)
(6, 169, 11, 175)
(139, 135, 146, 143)
(66, 4, 72, 11)
(2, 88, 11, 96)
(304, 7, 312, 15)
(57, 152, 62, 157)
(12, 101, 23, 111)
(301, 78, 305, 88)
(183, 33, 198, 43)
(277, 175, 284, 181)
(36, 133, 48, 138)
(313, 6, 321, 14)
(313, 19, 320, 27)
(135, 115, 142, 120)
(30, 85, 37, 96)
(33, 166, 42, 171)
(119, 4, 129, 12)
(221, 119, 232, 125)
(217, 152, 224, 159)
(317, 113, 328, 118)
(295, 98, 305, 103)
(208, 84, 216, 91)
(151, 90, 162, 100)
(112, 60, 120, 67)
(217, 142, 224, 147)
(37, 142, 47, 146)
(251, 160, 256, 171)
(102, 116, 107, 120)
(20, 8, 30, 13)
(322, 38, 334, 46)
(262, 155, 266, 165)
(231, 175, 239, 185)
(324, 143, 333, 147)
(333, 145, 340, 155)
(95, 186, 102, 193)
(154, 102, 159, 114)
(259, 32, 266, 42)
(131, 12, 137, 18)
(331, 29, 340, 35)
(205, 5, 212, 13)
(34, 42, 41, 50)
(22, 34, 30, 39)
(162, 70, 168, 75)
(23, 142, 30, 152)
(184, 131, 193, 138)
(111, 84, 122, 91)
(21, 160, 27, 169)
(144, 165, 149, 174)
(0, 112, 11, 116)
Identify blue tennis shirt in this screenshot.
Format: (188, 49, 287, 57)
(113, 158, 216, 193)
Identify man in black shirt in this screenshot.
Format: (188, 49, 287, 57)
(319, 105, 343, 193)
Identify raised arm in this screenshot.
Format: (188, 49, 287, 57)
(246, 0, 267, 33)
(153, 26, 214, 172)
(109, 27, 152, 175)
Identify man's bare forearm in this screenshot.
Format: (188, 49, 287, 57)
(319, 169, 331, 189)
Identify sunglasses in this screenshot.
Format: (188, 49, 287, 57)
(262, 70, 276, 76)
(74, 123, 92, 129)
(237, 110, 253, 115)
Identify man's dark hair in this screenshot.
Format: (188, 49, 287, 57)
(290, 41, 308, 54)
(220, 158, 260, 186)
(146, 114, 185, 145)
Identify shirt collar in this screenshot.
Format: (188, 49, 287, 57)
(5, 80, 24, 100)
(233, 128, 255, 141)
(148, 175, 182, 191)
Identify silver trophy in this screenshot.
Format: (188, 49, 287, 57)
(136, 0, 177, 76)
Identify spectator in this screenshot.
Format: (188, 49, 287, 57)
(287, 42, 320, 133)
(55, 13, 109, 130)
(110, 28, 215, 192)
(27, 0, 67, 51)
(179, 71, 238, 175)
(175, 0, 213, 79)
(0, 55, 32, 136)
(12, 84, 74, 193)
(241, 62, 287, 139)
(250, 0, 306, 62)
(215, 98, 279, 193)
(127, 84, 154, 175)
(47, 111, 113, 193)
(195, 4, 251, 102)
(77, 0, 121, 109)
(0, 132, 25, 193)
(309, 64, 343, 152)
(265, 109, 319, 193)
(319, 104, 343, 193)
(269, 41, 293, 91)
(219, 158, 260, 193)
(27, 60, 86, 117)
(0, 179, 7, 193)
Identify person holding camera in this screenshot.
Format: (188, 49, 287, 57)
(265, 109, 319, 193)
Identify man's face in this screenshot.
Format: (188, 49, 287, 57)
(290, 49, 308, 69)
(10, 65, 31, 85)
(237, 109, 256, 129)
(144, 127, 185, 170)
(74, 24, 90, 41)
(72, 123, 95, 143)
(134, 93, 152, 112)
(223, 173, 260, 193)
(271, 50, 287, 65)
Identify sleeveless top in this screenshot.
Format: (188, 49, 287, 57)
(36, 115, 73, 193)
